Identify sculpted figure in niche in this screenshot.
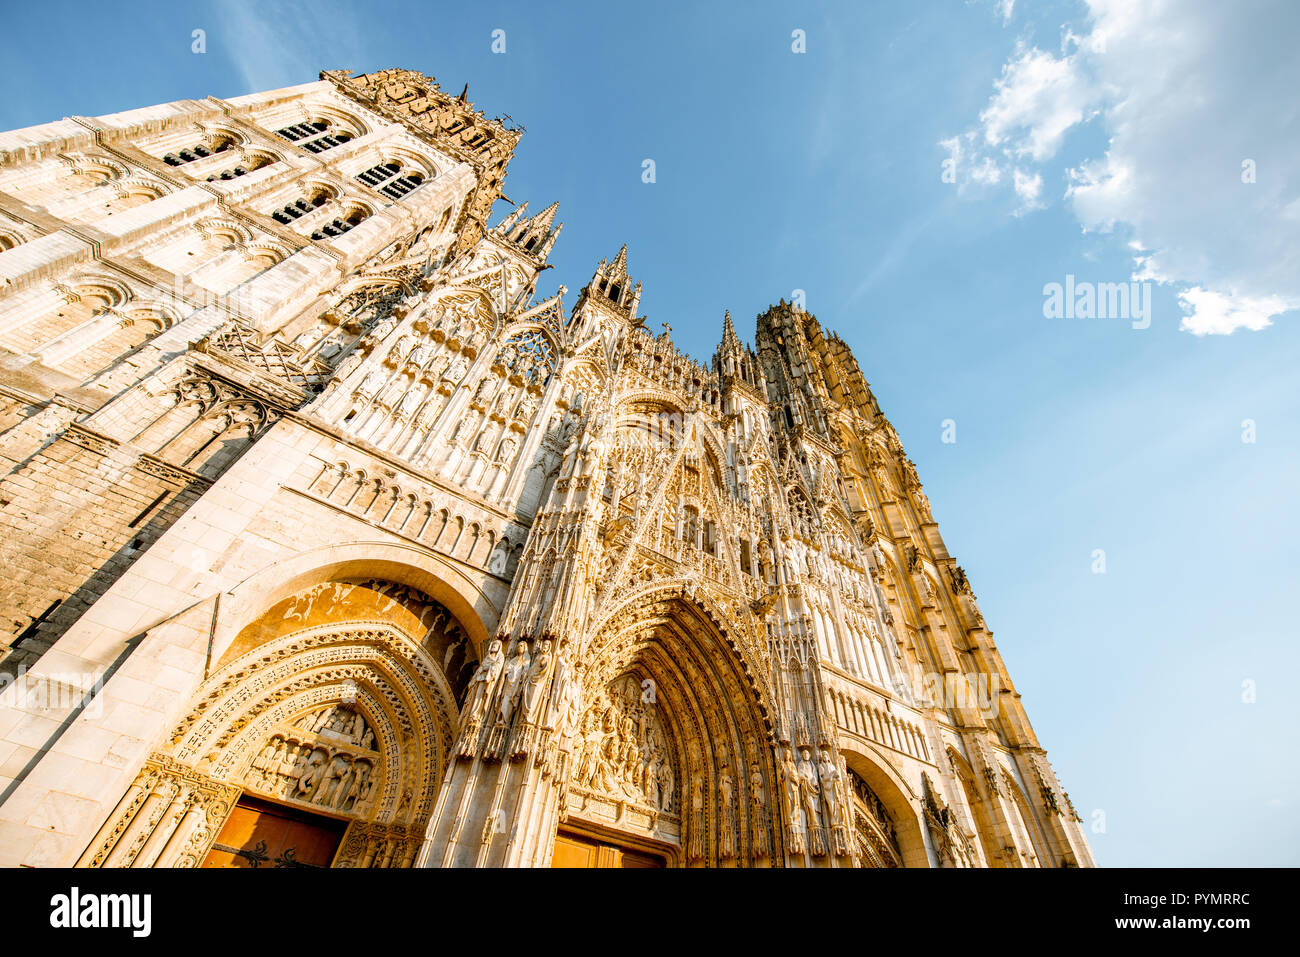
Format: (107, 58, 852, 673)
(372, 314, 398, 338)
(780, 747, 804, 853)
(448, 414, 473, 447)
(251, 738, 279, 784)
(658, 751, 675, 812)
(340, 763, 367, 811)
(797, 747, 826, 855)
(521, 638, 552, 725)
(498, 639, 531, 727)
(688, 775, 707, 862)
(545, 640, 571, 732)
(560, 659, 585, 744)
(397, 387, 423, 418)
(316, 753, 351, 807)
(356, 369, 385, 401)
(514, 390, 538, 422)
(819, 748, 849, 855)
(355, 762, 376, 806)
(750, 761, 769, 857)
(718, 767, 738, 859)
(473, 422, 498, 454)
(560, 428, 581, 479)
(575, 711, 600, 785)
(443, 352, 469, 384)
(463, 638, 504, 724)
(333, 349, 363, 382)
(297, 749, 328, 798)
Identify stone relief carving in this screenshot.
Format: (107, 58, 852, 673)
(570, 674, 678, 815)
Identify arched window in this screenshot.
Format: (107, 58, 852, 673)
(163, 135, 235, 166)
(309, 207, 369, 241)
(204, 155, 273, 182)
(271, 190, 331, 224)
(276, 120, 353, 153)
(356, 162, 425, 200)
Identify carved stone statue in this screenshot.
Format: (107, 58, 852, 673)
(797, 747, 825, 855)
(780, 747, 804, 854)
(688, 774, 707, 862)
(749, 760, 769, 858)
(497, 639, 531, 727)
(443, 353, 469, 383)
(718, 767, 737, 860)
(356, 369, 385, 401)
(818, 748, 848, 856)
(462, 639, 504, 724)
(521, 638, 552, 725)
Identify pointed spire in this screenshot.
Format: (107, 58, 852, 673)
(721, 309, 740, 349)
(610, 244, 628, 278)
(576, 245, 640, 320)
(492, 200, 563, 263)
(496, 200, 529, 233)
(530, 201, 560, 231)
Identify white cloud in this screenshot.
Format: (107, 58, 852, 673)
(971, 156, 1002, 185)
(944, 0, 1300, 334)
(979, 44, 1099, 162)
(1012, 168, 1044, 213)
(1177, 287, 1291, 336)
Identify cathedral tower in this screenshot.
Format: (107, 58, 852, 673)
(0, 69, 1092, 869)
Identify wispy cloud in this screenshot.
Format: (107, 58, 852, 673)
(214, 0, 374, 94)
(941, 0, 1300, 335)
(846, 203, 947, 303)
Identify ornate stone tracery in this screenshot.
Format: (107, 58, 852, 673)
(78, 577, 474, 868)
(0, 67, 1092, 872)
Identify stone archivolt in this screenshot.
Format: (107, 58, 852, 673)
(78, 578, 472, 869)
(0, 67, 1093, 870)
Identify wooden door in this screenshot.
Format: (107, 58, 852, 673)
(203, 795, 348, 868)
(551, 829, 666, 868)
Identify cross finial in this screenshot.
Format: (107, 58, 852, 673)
(662, 321, 672, 338)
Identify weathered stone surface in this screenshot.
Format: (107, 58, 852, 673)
(0, 68, 1091, 869)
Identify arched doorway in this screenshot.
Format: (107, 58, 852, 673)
(839, 746, 930, 868)
(77, 576, 480, 868)
(555, 588, 778, 867)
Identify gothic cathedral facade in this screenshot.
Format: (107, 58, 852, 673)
(0, 69, 1093, 868)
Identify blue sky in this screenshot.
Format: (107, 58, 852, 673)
(2, 0, 1297, 866)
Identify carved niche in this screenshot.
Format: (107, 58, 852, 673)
(566, 675, 680, 844)
(243, 705, 382, 815)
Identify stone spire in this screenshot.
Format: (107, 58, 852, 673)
(492, 200, 563, 263)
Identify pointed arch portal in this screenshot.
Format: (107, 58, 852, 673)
(78, 575, 482, 869)
(558, 589, 779, 867)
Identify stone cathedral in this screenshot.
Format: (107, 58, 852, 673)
(0, 68, 1093, 869)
